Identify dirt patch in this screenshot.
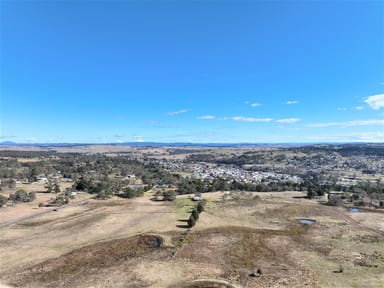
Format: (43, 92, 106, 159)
(175, 226, 315, 287)
(8, 234, 169, 287)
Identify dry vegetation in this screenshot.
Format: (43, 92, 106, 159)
(0, 190, 383, 287)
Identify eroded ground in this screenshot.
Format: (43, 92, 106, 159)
(0, 191, 383, 287)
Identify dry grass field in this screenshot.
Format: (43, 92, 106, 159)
(0, 190, 383, 287)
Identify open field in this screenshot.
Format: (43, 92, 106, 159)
(0, 190, 383, 287)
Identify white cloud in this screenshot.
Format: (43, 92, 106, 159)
(250, 102, 262, 107)
(133, 135, 144, 142)
(167, 109, 188, 116)
(364, 94, 384, 110)
(307, 119, 384, 128)
(337, 106, 364, 111)
(284, 100, 299, 105)
(226, 116, 273, 122)
(198, 115, 216, 120)
(276, 118, 301, 124)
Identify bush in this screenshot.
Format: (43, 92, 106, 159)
(187, 215, 196, 228)
(120, 187, 143, 199)
(0, 194, 8, 207)
(197, 201, 205, 213)
(191, 209, 199, 220)
(163, 190, 176, 201)
(9, 190, 35, 203)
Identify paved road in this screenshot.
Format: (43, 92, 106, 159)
(0, 196, 95, 229)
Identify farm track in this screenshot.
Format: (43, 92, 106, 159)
(335, 207, 384, 237)
(0, 197, 95, 229)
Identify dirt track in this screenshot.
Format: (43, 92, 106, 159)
(0, 197, 95, 229)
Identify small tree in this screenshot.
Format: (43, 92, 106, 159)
(122, 187, 136, 198)
(45, 180, 53, 193)
(54, 181, 60, 193)
(163, 190, 176, 201)
(191, 208, 199, 220)
(197, 201, 205, 213)
(188, 215, 196, 227)
(0, 194, 8, 208)
(9, 190, 35, 203)
(29, 192, 36, 201)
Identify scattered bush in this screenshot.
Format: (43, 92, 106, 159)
(9, 190, 35, 203)
(0, 194, 8, 207)
(120, 187, 144, 199)
(163, 190, 176, 201)
(48, 194, 69, 206)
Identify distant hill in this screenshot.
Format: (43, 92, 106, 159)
(0, 141, 17, 146)
(0, 141, 382, 148)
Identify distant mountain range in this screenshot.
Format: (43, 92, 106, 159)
(0, 141, 382, 148)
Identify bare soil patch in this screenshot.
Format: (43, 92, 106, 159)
(8, 234, 170, 288)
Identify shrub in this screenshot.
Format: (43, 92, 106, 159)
(163, 190, 176, 201)
(9, 190, 35, 203)
(197, 201, 205, 213)
(188, 215, 196, 228)
(0, 194, 8, 207)
(191, 209, 199, 220)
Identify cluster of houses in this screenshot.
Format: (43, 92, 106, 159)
(159, 160, 302, 184)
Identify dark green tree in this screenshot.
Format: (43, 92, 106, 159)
(163, 190, 176, 201)
(187, 215, 196, 228)
(191, 208, 199, 220)
(197, 201, 205, 213)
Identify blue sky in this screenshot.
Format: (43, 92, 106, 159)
(1, 0, 383, 143)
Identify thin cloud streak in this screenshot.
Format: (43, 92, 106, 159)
(284, 100, 299, 105)
(167, 109, 188, 116)
(198, 115, 301, 124)
(198, 115, 216, 120)
(307, 119, 384, 128)
(276, 118, 301, 124)
(225, 116, 273, 122)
